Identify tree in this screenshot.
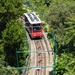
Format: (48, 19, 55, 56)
(0, 0, 24, 38)
(56, 53, 75, 75)
(43, 0, 75, 46)
(64, 18, 75, 51)
(0, 55, 6, 75)
(2, 20, 27, 66)
(0, 0, 28, 74)
(0, 38, 6, 75)
(43, 0, 75, 74)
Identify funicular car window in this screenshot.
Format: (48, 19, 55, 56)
(25, 16, 30, 28)
(33, 24, 41, 31)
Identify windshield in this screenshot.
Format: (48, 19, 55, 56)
(33, 24, 41, 31)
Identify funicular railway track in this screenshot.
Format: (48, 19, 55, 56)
(25, 29, 47, 75)
(22, 30, 53, 75)
(25, 30, 54, 75)
(34, 40, 46, 75)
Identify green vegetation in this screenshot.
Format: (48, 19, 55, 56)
(0, 0, 28, 74)
(43, 0, 75, 74)
(0, 0, 75, 75)
(2, 20, 27, 66)
(0, 0, 23, 38)
(0, 56, 6, 75)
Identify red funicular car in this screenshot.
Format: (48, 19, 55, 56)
(24, 12, 43, 38)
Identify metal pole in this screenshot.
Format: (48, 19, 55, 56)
(16, 48, 19, 75)
(6, 62, 8, 75)
(16, 48, 19, 67)
(53, 35, 56, 75)
(47, 32, 57, 75)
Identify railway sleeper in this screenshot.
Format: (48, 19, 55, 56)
(38, 53, 42, 56)
(38, 59, 42, 63)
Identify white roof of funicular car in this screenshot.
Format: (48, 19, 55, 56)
(24, 12, 42, 24)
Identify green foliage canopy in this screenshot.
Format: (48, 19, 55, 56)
(44, 0, 75, 46)
(0, 0, 27, 74)
(0, 0, 24, 38)
(0, 56, 6, 75)
(43, 0, 75, 74)
(2, 20, 26, 66)
(56, 53, 75, 75)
